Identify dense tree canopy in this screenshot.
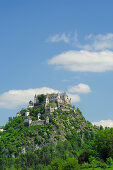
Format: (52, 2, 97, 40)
(0, 106, 113, 169)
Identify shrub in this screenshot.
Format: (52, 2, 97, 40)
(100, 162, 108, 169)
(81, 162, 90, 168)
(63, 158, 80, 170)
(50, 158, 64, 170)
(106, 157, 113, 166)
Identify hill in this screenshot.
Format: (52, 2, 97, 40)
(0, 93, 113, 169)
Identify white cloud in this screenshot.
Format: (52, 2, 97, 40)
(83, 33, 113, 50)
(47, 32, 113, 51)
(48, 50, 113, 72)
(92, 120, 113, 128)
(0, 87, 81, 109)
(0, 87, 59, 109)
(46, 33, 70, 43)
(68, 83, 91, 93)
(68, 93, 80, 103)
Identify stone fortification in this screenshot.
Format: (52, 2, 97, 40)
(30, 120, 45, 126)
(22, 93, 72, 126)
(29, 92, 71, 109)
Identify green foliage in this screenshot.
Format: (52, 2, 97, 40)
(93, 128, 113, 161)
(106, 157, 113, 166)
(77, 107, 83, 117)
(81, 162, 90, 168)
(50, 158, 64, 170)
(40, 104, 45, 114)
(4, 116, 24, 130)
(60, 113, 68, 120)
(55, 135, 60, 140)
(29, 107, 41, 117)
(63, 158, 80, 170)
(0, 140, 5, 155)
(1, 105, 113, 169)
(36, 163, 45, 170)
(65, 104, 72, 108)
(35, 136, 43, 144)
(50, 158, 80, 170)
(49, 115, 59, 128)
(78, 152, 89, 164)
(47, 102, 57, 108)
(38, 94, 45, 103)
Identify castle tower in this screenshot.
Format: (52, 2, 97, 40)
(34, 94, 37, 104)
(45, 116, 49, 124)
(45, 96, 49, 107)
(25, 110, 30, 117)
(24, 116, 32, 126)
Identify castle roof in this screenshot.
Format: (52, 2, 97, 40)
(29, 100, 33, 104)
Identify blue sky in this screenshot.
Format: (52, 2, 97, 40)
(0, 0, 113, 127)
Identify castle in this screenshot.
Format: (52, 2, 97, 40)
(30, 92, 71, 109)
(17, 93, 72, 126)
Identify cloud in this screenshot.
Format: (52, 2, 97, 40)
(92, 120, 113, 128)
(0, 87, 59, 109)
(68, 83, 91, 93)
(80, 33, 113, 51)
(48, 50, 113, 72)
(0, 87, 81, 109)
(46, 33, 70, 43)
(68, 93, 80, 103)
(46, 32, 113, 51)
(46, 31, 79, 45)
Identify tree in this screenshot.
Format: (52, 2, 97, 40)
(94, 128, 113, 161)
(0, 141, 5, 155)
(63, 158, 80, 170)
(38, 94, 45, 103)
(50, 158, 64, 170)
(47, 102, 56, 108)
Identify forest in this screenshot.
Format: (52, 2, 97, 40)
(0, 105, 113, 169)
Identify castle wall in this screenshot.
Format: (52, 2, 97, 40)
(30, 120, 45, 126)
(33, 93, 71, 110)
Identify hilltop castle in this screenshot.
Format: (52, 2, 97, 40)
(17, 93, 72, 126)
(29, 92, 71, 109)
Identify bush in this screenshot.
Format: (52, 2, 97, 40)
(106, 157, 113, 166)
(89, 156, 101, 168)
(77, 107, 83, 115)
(36, 163, 45, 170)
(50, 158, 64, 170)
(38, 94, 45, 103)
(35, 136, 42, 145)
(55, 135, 60, 140)
(50, 158, 80, 170)
(78, 152, 89, 164)
(100, 162, 108, 169)
(63, 158, 80, 170)
(81, 162, 90, 168)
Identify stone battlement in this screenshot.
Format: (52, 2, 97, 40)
(30, 120, 45, 126)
